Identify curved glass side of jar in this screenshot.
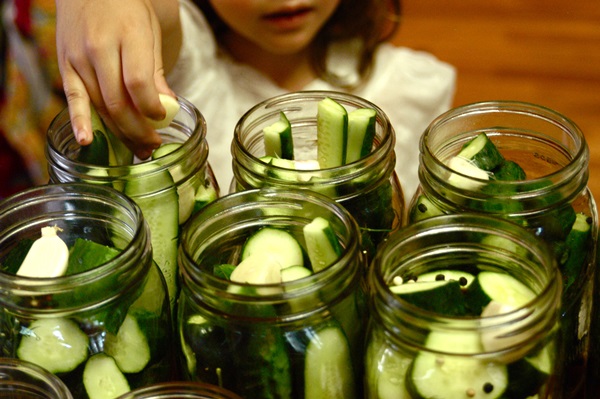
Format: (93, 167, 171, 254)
(365, 214, 562, 399)
(231, 90, 405, 260)
(46, 97, 219, 311)
(178, 188, 366, 399)
(0, 357, 73, 398)
(407, 101, 597, 398)
(114, 382, 243, 399)
(0, 184, 174, 397)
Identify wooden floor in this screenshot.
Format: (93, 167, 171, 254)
(393, 0, 600, 197)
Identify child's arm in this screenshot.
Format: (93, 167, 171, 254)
(55, 0, 182, 159)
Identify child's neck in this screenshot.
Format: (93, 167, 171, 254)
(222, 35, 316, 91)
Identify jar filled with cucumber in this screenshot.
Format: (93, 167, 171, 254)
(0, 357, 74, 398)
(46, 96, 219, 312)
(231, 91, 404, 261)
(406, 101, 598, 398)
(0, 184, 175, 399)
(178, 188, 366, 399)
(365, 214, 562, 399)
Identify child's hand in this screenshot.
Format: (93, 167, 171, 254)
(55, 0, 178, 159)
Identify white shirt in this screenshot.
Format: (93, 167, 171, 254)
(168, 0, 456, 198)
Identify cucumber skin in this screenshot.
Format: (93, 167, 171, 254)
(458, 133, 504, 171)
(230, 324, 292, 399)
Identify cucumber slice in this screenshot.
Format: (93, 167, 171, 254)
(241, 227, 304, 270)
(83, 353, 130, 399)
(492, 160, 526, 181)
(304, 325, 356, 399)
(407, 331, 508, 398)
(17, 317, 89, 374)
(458, 133, 504, 171)
(124, 167, 179, 311)
(233, 319, 292, 398)
(77, 130, 110, 165)
(182, 315, 234, 387)
(390, 280, 467, 316)
(193, 183, 219, 214)
(346, 108, 376, 164)
(447, 156, 491, 190)
(561, 212, 592, 289)
(78, 106, 133, 166)
(104, 314, 151, 373)
(150, 142, 198, 225)
(505, 344, 553, 398)
(477, 271, 535, 308)
(303, 216, 343, 273)
(151, 142, 181, 160)
(371, 346, 412, 399)
(409, 195, 444, 222)
(317, 97, 348, 168)
(281, 265, 313, 282)
(263, 111, 294, 160)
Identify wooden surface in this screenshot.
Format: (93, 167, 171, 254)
(392, 0, 600, 197)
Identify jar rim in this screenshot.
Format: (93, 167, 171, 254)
(232, 90, 396, 196)
(0, 183, 151, 310)
(179, 188, 363, 316)
(46, 96, 207, 182)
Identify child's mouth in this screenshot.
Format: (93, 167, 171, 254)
(263, 7, 313, 29)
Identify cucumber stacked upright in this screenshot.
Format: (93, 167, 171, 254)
(76, 100, 218, 310)
(258, 97, 396, 258)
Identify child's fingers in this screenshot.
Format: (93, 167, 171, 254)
(61, 72, 94, 146)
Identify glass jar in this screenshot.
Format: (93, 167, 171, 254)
(178, 188, 366, 398)
(0, 184, 174, 398)
(114, 382, 243, 399)
(0, 357, 73, 398)
(231, 90, 404, 260)
(365, 214, 562, 399)
(406, 101, 598, 397)
(46, 97, 219, 311)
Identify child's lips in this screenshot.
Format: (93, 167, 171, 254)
(262, 7, 314, 30)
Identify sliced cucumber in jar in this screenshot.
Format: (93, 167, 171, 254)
(103, 313, 151, 373)
(346, 107, 376, 164)
(83, 353, 131, 399)
(304, 324, 356, 399)
(303, 216, 342, 273)
(407, 331, 508, 399)
(241, 227, 304, 270)
(17, 317, 89, 374)
(317, 97, 348, 168)
(457, 133, 504, 171)
(263, 111, 294, 160)
(390, 280, 467, 316)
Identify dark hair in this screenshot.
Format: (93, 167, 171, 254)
(192, 0, 402, 88)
